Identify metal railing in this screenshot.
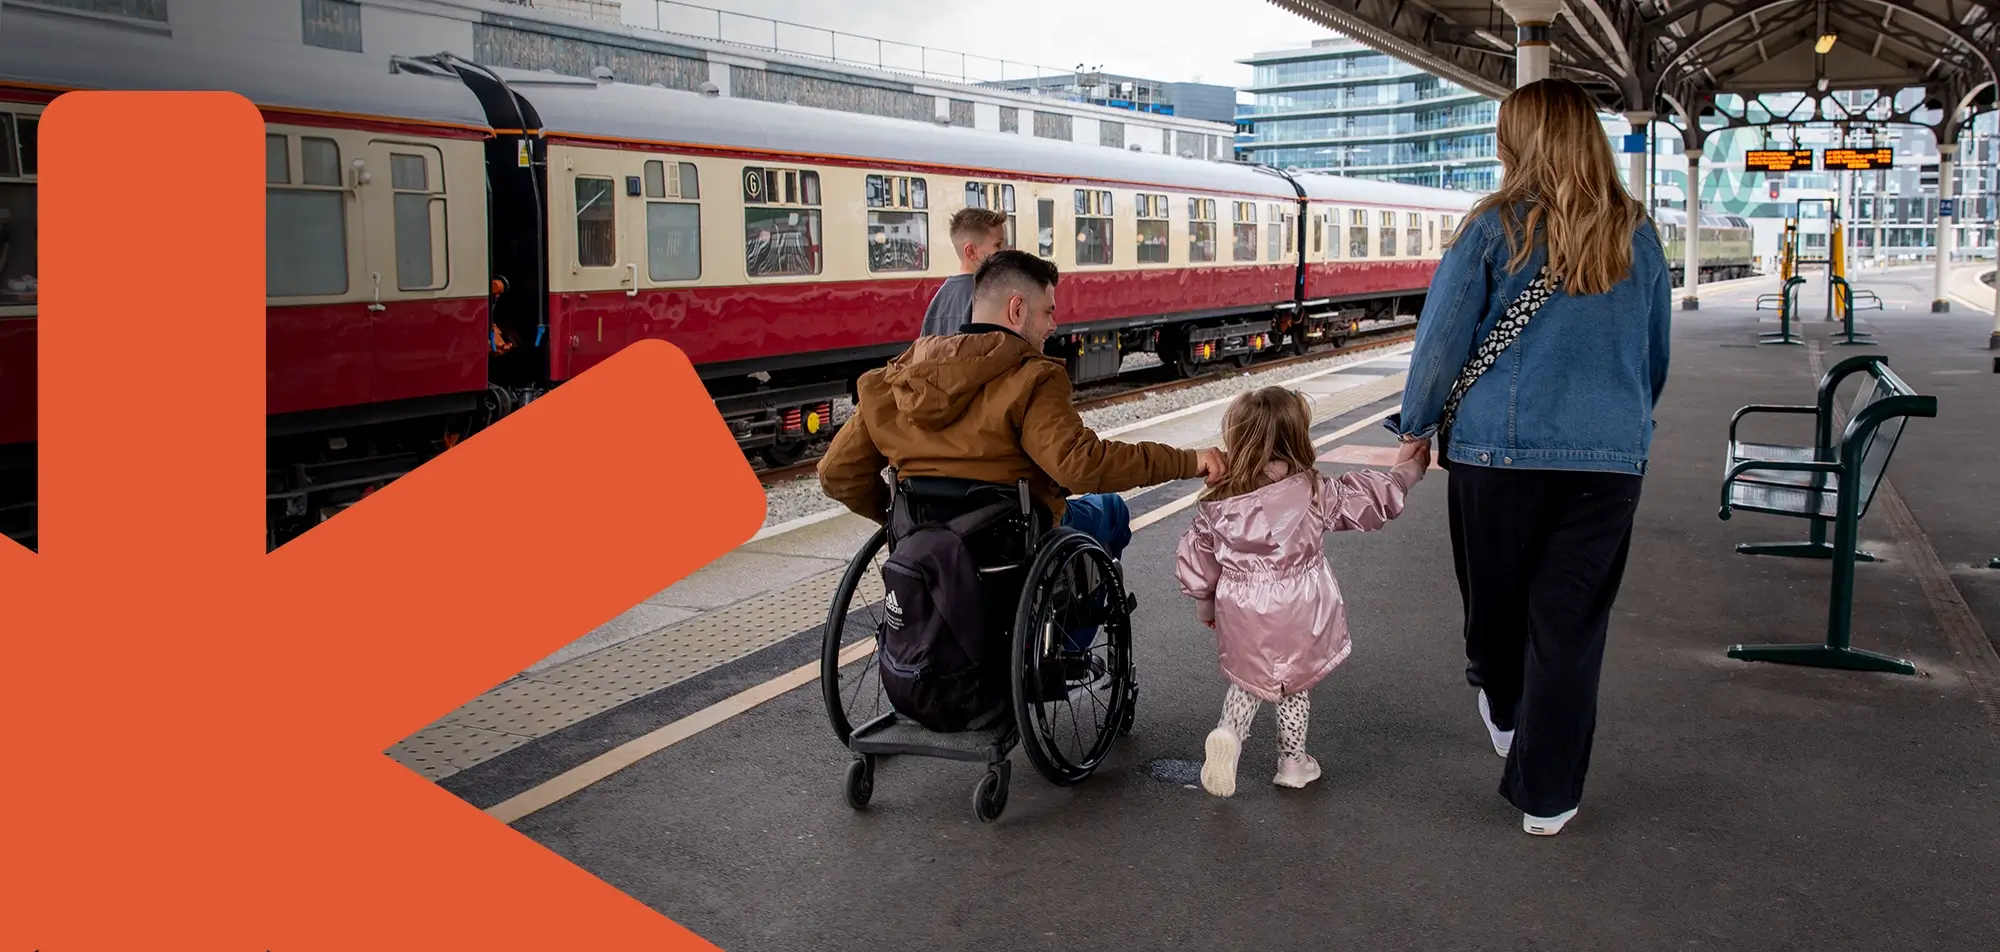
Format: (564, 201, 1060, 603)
(634, 0, 1103, 95)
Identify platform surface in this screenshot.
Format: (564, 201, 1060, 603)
(413, 267, 2000, 951)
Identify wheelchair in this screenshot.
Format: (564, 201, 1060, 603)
(819, 473, 1139, 824)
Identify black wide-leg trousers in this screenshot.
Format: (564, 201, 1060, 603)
(1446, 462, 1643, 818)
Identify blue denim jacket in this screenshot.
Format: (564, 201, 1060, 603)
(1395, 205, 1673, 475)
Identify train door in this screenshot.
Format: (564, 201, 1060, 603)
(549, 146, 637, 378)
(359, 139, 468, 403)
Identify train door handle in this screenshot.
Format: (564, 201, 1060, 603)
(625, 262, 638, 297)
(368, 272, 386, 312)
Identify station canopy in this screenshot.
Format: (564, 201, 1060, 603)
(1264, 0, 2000, 144)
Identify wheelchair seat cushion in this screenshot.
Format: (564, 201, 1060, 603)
(877, 499, 1019, 733)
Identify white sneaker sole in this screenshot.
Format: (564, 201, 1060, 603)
(1479, 691, 1513, 758)
(1201, 728, 1240, 798)
(1273, 759, 1321, 789)
(1523, 808, 1578, 836)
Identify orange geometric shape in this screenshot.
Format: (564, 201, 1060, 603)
(0, 91, 759, 949)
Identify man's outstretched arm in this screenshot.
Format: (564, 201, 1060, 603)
(1018, 367, 1200, 494)
(817, 409, 891, 523)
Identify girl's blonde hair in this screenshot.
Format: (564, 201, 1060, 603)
(1456, 78, 1651, 297)
(1201, 387, 1318, 502)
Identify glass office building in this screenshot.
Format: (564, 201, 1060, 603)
(1236, 37, 1501, 190)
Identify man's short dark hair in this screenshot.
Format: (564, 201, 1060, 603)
(949, 207, 1009, 243)
(974, 249, 1059, 299)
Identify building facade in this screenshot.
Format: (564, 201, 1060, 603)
(978, 72, 1239, 126)
(1235, 37, 1501, 191)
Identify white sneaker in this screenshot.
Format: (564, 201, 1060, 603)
(1478, 691, 1513, 758)
(1273, 754, 1321, 789)
(1200, 726, 1241, 798)
(1524, 807, 1578, 836)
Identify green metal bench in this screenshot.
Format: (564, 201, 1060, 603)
(1718, 357, 1937, 675)
(1754, 275, 1807, 346)
(1828, 275, 1882, 346)
(1726, 353, 1893, 560)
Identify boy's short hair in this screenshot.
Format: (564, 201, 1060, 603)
(973, 249, 1059, 300)
(949, 207, 1010, 243)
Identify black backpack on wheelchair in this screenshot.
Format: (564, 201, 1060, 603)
(875, 476, 1045, 734)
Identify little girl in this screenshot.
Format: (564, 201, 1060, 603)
(1174, 387, 1428, 796)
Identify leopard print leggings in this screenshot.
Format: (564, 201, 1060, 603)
(1219, 684, 1310, 759)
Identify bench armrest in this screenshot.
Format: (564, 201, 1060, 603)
(1719, 460, 1844, 519)
(1729, 404, 1819, 442)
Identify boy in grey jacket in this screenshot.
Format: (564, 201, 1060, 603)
(920, 207, 1010, 337)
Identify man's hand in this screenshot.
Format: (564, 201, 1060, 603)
(1195, 447, 1229, 485)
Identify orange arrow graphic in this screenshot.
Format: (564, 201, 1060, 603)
(0, 92, 762, 949)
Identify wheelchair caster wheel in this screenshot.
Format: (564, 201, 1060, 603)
(973, 764, 1010, 823)
(844, 756, 874, 810)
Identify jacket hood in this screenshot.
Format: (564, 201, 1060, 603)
(880, 331, 1045, 430)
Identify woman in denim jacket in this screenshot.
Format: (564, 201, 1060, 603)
(1394, 78, 1672, 836)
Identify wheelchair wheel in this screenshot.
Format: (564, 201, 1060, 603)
(973, 761, 1010, 823)
(822, 525, 892, 747)
(1009, 528, 1136, 788)
(844, 756, 875, 810)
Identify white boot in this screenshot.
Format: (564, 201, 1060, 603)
(1524, 807, 1578, 836)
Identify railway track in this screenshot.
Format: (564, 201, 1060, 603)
(751, 324, 1417, 486)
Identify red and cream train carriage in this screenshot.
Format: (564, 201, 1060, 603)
(0, 11, 1481, 547)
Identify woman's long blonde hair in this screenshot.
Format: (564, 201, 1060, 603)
(1201, 387, 1319, 503)
(1459, 78, 1650, 297)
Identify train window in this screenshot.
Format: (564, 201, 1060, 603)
(0, 112, 35, 308)
(1036, 198, 1054, 258)
(1405, 212, 1421, 260)
(574, 176, 617, 269)
(1074, 189, 1112, 266)
(1265, 203, 1284, 262)
(390, 149, 447, 290)
(743, 165, 823, 278)
(1440, 214, 1455, 244)
(1426, 217, 1436, 252)
(1136, 192, 1168, 264)
(1232, 201, 1258, 262)
(964, 181, 1019, 248)
(644, 160, 699, 200)
(647, 202, 701, 281)
(1348, 209, 1368, 258)
(264, 134, 287, 184)
(1188, 197, 1216, 263)
(266, 131, 348, 297)
(12, 115, 33, 177)
(303, 138, 342, 188)
(1311, 212, 1322, 255)
(866, 174, 929, 273)
(1380, 210, 1397, 257)
(1326, 210, 1341, 259)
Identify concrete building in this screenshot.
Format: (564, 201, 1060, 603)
(31, 0, 1236, 161)
(977, 72, 1239, 126)
(1235, 36, 1502, 191)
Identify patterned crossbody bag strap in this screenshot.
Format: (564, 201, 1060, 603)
(1434, 263, 1559, 457)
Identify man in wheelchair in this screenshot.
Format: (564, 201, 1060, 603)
(818, 249, 1224, 728)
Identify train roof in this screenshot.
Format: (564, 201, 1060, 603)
(504, 75, 1311, 200)
(1291, 170, 1485, 211)
(0, 8, 492, 132)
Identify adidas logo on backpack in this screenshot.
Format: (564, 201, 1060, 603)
(885, 591, 904, 630)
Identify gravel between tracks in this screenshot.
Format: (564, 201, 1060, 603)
(756, 341, 1406, 529)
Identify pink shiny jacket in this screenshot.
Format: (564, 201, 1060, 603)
(1174, 459, 1424, 703)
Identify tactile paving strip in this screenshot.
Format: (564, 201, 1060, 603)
(390, 562, 881, 780)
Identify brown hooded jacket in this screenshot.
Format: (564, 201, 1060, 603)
(817, 328, 1197, 524)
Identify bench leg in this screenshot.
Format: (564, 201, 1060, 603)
(1726, 487, 1914, 676)
(1734, 541, 1879, 561)
(1724, 643, 1917, 675)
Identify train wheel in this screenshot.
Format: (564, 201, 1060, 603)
(763, 440, 810, 468)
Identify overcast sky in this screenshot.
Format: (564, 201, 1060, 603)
(618, 0, 1339, 92)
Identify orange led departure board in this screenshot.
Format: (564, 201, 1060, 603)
(1745, 149, 1814, 173)
(1821, 148, 1894, 170)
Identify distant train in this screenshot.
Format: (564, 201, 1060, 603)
(0, 10, 1760, 548)
(1653, 207, 1758, 283)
